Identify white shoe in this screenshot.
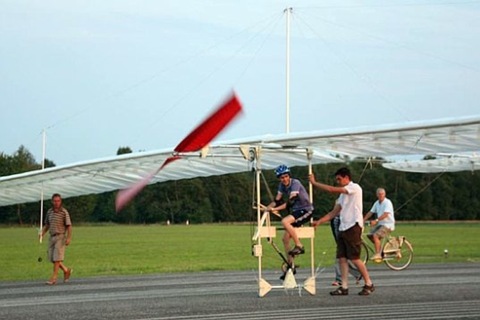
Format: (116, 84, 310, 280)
(371, 254, 382, 263)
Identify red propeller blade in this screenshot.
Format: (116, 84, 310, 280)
(116, 92, 243, 212)
(174, 93, 243, 152)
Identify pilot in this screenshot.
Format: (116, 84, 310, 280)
(266, 165, 313, 270)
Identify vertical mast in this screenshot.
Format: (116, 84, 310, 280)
(285, 7, 292, 134)
(39, 129, 46, 243)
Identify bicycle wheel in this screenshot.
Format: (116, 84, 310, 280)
(348, 241, 369, 270)
(383, 237, 413, 271)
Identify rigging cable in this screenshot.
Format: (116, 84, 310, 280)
(293, 10, 411, 123)
(394, 170, 447, 213)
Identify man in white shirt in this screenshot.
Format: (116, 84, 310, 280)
(310, 167, 374, 296)
(364, 188, 395, 263)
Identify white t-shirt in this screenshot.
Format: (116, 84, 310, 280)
(370, 198, 395, 230)
(338, 181, 363, 231)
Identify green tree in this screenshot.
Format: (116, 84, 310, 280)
(91, 192, 117, 222)
(117, 146, 133, 155)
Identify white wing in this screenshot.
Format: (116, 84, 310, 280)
(1, 115, 479, 206)
(383, 154, 480, 173)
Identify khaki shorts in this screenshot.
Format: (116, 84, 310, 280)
(369, 225, 392, 239)
(48, 234, 66, 262)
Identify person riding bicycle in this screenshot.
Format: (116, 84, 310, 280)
(363, 187, 395, 263)
(266, 164, 313, 279)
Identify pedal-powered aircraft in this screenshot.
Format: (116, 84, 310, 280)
(1, 91, 479, 296)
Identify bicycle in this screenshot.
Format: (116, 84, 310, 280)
(351, 232, 414, 271)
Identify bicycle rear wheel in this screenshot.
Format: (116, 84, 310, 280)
(383, 238, 413, 271)
(348, 241, 369, 270)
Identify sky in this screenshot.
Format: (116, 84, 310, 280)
(1, 0, 479, 167)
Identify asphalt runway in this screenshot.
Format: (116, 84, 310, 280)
(1, 262, 479, 320)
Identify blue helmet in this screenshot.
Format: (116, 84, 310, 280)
(275, 164, 290, 178)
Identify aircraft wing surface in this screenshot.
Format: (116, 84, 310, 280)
(1, 115, 479, 206)
(383, 154, 480, 173)
(236, 115, 480, 158)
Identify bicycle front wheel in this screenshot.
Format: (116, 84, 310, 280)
(383, 238, 413, 271)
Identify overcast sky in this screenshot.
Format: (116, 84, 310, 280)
(1, 0, 479, 166)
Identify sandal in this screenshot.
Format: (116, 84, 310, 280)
(45, 279, 57, 286)
(64, 268, 73, 283)
(358, 284, 375, 295)
(330, 287, 348, 295)
(288, 245, 305, 256)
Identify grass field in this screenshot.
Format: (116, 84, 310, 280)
(0, 222, 479, 281)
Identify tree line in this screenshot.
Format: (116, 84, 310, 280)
(1, 145, 479, 225)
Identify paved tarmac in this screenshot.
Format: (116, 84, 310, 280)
(1, 262, 479, 319)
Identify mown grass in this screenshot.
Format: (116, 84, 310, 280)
(0, 222, 479, 281)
